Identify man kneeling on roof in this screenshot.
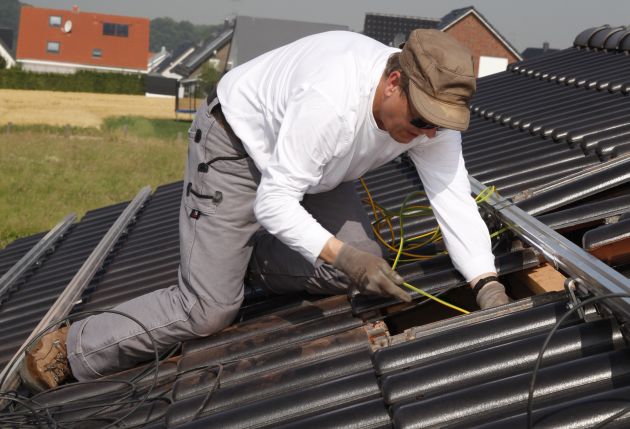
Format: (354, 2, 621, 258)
(21, 29, 510, 392)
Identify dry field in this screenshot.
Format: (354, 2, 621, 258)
(0, 89, 189, 248)
(0, 89, 176, 128)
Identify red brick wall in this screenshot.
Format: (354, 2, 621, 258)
(17, 6, 149, 71)
(444, 13, 519, 77)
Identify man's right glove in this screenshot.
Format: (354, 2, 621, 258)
(333, 243, 412, 302)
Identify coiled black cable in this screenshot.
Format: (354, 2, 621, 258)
(0, 309, 163, 428)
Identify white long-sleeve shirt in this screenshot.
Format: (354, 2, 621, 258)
(217, 31, 495, 281)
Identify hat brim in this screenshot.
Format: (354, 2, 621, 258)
(408, 83, 470, 132)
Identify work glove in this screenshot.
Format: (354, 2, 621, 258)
(333, 244, 412, 302)
(475, 281, 510, 309)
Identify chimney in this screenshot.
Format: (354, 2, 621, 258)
(543, 41, 549, 52)
(72, 5, 79, 13)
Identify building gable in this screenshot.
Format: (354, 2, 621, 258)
(439, 7, 522, 61)
(443, 12, 521, 77)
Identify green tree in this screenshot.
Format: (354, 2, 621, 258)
(197, 63, 221, 96)
(150, 17, 222, 52)
(0, 56, 6, 69)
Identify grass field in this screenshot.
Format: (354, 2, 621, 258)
(1, 116, 190, 249)
(0, 89, 179, 127)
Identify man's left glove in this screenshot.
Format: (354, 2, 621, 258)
(473, 278, 510, 309)
(333, 243, 412, 302)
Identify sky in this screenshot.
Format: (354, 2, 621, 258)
(23, 0, 630, 52)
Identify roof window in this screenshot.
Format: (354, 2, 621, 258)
(49, 16, 62, 27)
(103, 23, 129, 37)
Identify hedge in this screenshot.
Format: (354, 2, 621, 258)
(0, 68, 145, 94)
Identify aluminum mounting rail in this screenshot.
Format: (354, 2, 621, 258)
(0, 213, 76, 302)
(0, 186, 152, 396)
(470, 176, 630, 318)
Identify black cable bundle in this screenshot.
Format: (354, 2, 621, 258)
(527, 293, 630, 429)
(0, 309, 186, 428)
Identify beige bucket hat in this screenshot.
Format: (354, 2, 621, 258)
(400, 29, 476, 131)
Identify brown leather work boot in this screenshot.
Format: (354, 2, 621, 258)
(19, 326, 71, 392)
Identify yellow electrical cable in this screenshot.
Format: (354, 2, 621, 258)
(360, 179, 501, 262)
(402, 282, 470, 314)
(368, 201, 396, 243)
(475, 185, 496, 203)
(372, 218, 442, 257)
(390, 189, 469, 315)
(358, 176, 502, 315)
(367, 201, 437, 257)
(371, 229, 437, 259)
(362, 195, 440, 255)
(360, 179, 442, 261)
(359, 177, 379, 222)
(372, 216, 442, 252)
(490, 227, 509, 238)
(392, 235, 405, 270)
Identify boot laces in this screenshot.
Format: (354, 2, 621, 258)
(43, 341, 68, 382)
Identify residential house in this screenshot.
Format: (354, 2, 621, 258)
(16, 5, 149, 74)
(364, 7, 522, 77)
(171, 15, 348, 115)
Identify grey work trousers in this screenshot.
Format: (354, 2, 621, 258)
(67, 99, 380, 381)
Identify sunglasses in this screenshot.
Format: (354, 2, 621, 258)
(410, 117, 439, 130)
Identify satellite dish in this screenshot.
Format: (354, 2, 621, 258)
(63, 20, 73, 33)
